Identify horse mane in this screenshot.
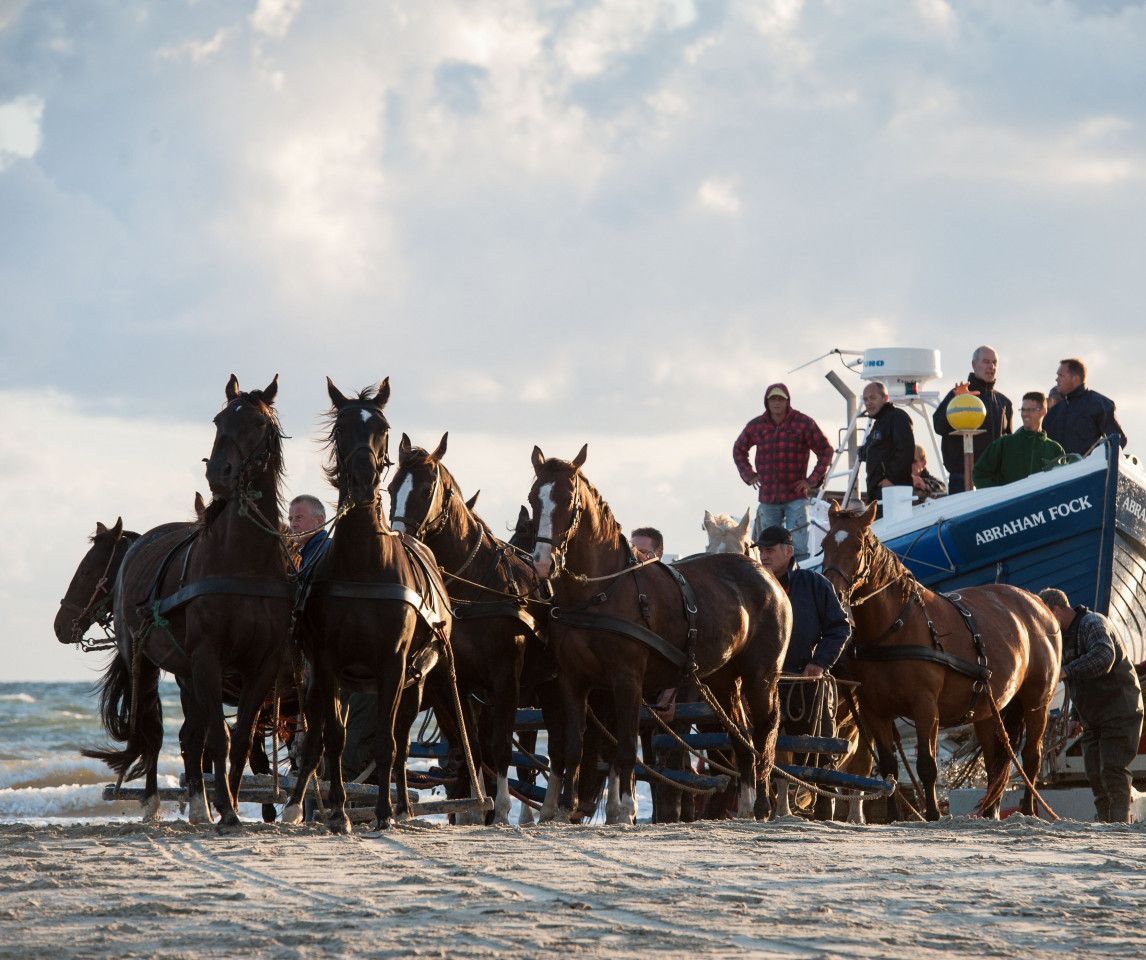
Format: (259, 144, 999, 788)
(320, 384, 390, 491)
(537, 458, 626, 548)
(707, 512, 738, 529)
(401, 447, 498, 542)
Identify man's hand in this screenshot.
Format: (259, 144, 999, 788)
(879, 479, 894, 488)
(953, 381, 981, 397)
(803, 663, 825, 678)
(794, 479, 810, 498)
(651, 688, 678, 724)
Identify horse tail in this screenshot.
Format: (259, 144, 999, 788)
(975, 693, 1022, 815)
(82, 650, 163, 783)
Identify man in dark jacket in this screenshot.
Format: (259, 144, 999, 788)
(1040, 589, 1143, 822)
(758, 525, 850, 819)
(859, 381, 915, 508)
(933, 345, 1013, 493)
(1043, 357, 1128, 456)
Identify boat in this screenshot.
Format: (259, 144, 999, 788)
(803, 347, 1146, 796)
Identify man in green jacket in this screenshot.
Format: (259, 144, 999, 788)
(973, 391, 1065, 488)
(1040, 589, 1144, 822)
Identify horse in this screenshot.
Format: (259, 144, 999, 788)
(55, 519, 140, 648)
(819, 501, 1062, 820)
(702, 509, 758, 561)
(85, 375, 295, 830)
(281, 378, 459, 833)
(528, 445, 791, 823)
(388, 432, 556, 825)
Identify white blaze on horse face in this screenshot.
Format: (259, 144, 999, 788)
(833, 530, 849, 546)
(533, 482, 556, 573)
(359, 409, 372, 424)
(391, 474, 414, 532)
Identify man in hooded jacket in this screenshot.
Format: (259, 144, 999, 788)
(933, 345, 1013, 493)
(733, 382, 833, 562)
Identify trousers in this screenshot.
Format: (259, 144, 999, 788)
(1080, 712, 1143, 822)
(753, 500, 810, 560)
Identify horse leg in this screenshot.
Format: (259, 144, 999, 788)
(912, 709, 942, 821)
(192, 654, 239, 831)
(316, 681, 349, 835)
(371, 653, 407, 831)
(135, 660, 164, 823)
(534, 681, 565, 824)
(226, 667, 277, 832)
(544, 677, 586, 823)
(606, 674, 641, 825)
(244, 719, 278, 823)
(867, 713, 902, 821)
(741, 671, 781, 821)
(282, 668, 329, 825)
(1019, 702, 1050, 816)
(178, 682, 211, 824)
(490, 645, 524, 826)
(390, 682, 422, 822)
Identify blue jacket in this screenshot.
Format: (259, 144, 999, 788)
(778, 566, 851, 672)
(299, 529, 331, 575)
(1043, 385, 1127, 456)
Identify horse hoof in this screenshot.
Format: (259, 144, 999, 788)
(328, 812, 351, 835)
(261, 803, 277, 824)
(215, 812, 241, 834)
(369, 817, 395, 832)
(518, 805, 536, 827)
(280, 802, 303, 825)
(140, 794, 161, 822)
(188, 795, 212, 825)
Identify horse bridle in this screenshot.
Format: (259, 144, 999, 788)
(534, 475, 583, 579)
(58, 527, 134, 646)
(392, 462, 453, 539)
(335, 410, 392, 508)
(209, 397, 280, 490)
(822, 529, 909, 610)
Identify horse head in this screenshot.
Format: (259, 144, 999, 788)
(703, 509, 755, 557)
(819, 500, 879, 604)
(388, 431, 452, 537)
(205, 374, 282, 500)
(54, 518, 133, 644)
(325, 377, 392, 508)
(508, 504, 535, 552)
(527, 443, 588, 579)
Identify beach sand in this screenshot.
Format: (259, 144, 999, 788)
(2, 815, 1143, 959)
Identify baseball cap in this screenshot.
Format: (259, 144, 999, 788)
(756, 525, 793, 548)
(766, 386, 790, 400)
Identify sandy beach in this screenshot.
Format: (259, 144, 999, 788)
(2, 815, 1143, 959)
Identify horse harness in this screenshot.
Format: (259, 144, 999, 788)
(849, 587, 993, 723)
(549, 557, 700, 676)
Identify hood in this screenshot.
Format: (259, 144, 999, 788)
(763, 382, 791, 406)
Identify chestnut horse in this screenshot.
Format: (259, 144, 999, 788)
(388, 433, 556, 825)
(820, 502, 1061, 819)
(528, 445, 790, 823)
(282, 378, 459, 833)
(85, 375, 295, 830)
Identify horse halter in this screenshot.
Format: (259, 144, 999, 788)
(209, 397, 280, 492)
(392, 462, 453, 539)
(822, 530, 904, 608)
(58, 527, 131, 647)
(534, 475, 583, 578)
(335, 412, 392, 507)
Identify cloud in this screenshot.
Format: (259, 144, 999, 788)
(0, 95, 43, 168)
(695, 177, 741, 215)
(250, 0, 304, 39)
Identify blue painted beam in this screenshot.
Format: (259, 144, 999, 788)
(779, 764, 892, 795)
(650, 732, 850, 754)
(515, 702, 720, 731)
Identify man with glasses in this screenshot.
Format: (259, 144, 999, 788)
(972, 392, 1065, 488)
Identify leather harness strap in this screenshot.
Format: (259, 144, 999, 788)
(157, 576, 294, 617)
(452, 600, 537, 635)
(307, 580, 445, 633)
(850, 644, 991, 681)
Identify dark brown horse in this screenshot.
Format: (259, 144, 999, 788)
(85, 375, 294, 830)
(55, 519, 140, 648)
(281, 378, 457, 833)
(388, 433, 556, 825)
(819, 501, 1062, 820)
(527, 445, 790, 823)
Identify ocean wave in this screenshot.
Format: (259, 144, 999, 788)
(0, 752, 184, 790)
(0, 776, 180, 819)
(0, 693, 36, 704)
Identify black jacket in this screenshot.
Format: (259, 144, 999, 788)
(932, 374, 1013, 476)
(861, 403, 914, 497)
(1043, 385, 1127, 456)
(779, 567, 850, 673)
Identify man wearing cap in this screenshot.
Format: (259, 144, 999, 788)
(757, 524, 851, 818)
(733, 383, 834, 562)
(933, 345, 1013, 494)
(1039, 589, 1143, 822)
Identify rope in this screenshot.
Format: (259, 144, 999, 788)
(980, 688, 1060, 821)
(443, 635, 489, 808)
(564, 554, 663, 585)
(892, 724, 927, 810)
(511, 735, 553, 775)
(585, 706, 718, 796)
(640, 698, 740, 777)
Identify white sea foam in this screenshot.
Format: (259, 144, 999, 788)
(0, 751, 184, 790)
(0, 775, 181, 818)
(0, 693, 36, 703)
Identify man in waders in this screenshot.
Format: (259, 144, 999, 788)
(1039, 589, 1144, 822)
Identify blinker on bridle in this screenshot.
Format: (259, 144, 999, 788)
(336, 407, 392, 506)
(392, 461, 453, 539)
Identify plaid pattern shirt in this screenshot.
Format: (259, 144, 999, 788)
(733, 409, 834, 504)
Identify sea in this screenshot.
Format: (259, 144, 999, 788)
(0, 679, 190, 821)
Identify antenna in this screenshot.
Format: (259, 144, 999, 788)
(786, 348, 862, 375)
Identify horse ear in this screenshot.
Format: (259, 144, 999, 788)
(193, 492, 206, 519)
(736, 510, 752, 536)
(225, 374, 240, 400)
(703, 509, 715, 530)
(517, 504, 530, 526)
(95, 521, 108, 536)
(327, 376, 349, 408)
(465, 490, 480, 510)
(829, 501, 840, 517)
(111, 517, 123, 539)
(261, 374, 279, 405)
(862, 501, 878, 526)
(531, 445, 546, 474)
(375, 377, 391, 408)
(431, 432, 448, 461)
(572, 444, 588, 469)
(398, 433, 412, 462)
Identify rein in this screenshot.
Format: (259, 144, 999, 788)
(60, 529, 139, 649)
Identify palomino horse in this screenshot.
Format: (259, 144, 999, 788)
(529, 445, 790, 823)
(388, 433, 556, 825)
(55, 519, 139, 648)
(703, 509, 759, 562)
(282, 379, 458, 833)
(85, 376, 295, 830)
(820, 501, 1061, 819)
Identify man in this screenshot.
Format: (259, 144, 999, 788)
(911, 445, 947, 501)
(933, 345, 1013, 494)
(1043, 358, 1127, 456)
(630, 527, 664, 560)
(859, 381, 914, 507)
(757, 525, 850, 819)
(289, 494, 330, 573)
(1039, 589, 1143, 822)
(972, 392, 1065, 488)
(733, 382, 834, 562)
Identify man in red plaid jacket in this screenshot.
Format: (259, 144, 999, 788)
(732, 382, 834, 561)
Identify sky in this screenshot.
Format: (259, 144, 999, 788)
(2, 0, 1145, 680)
